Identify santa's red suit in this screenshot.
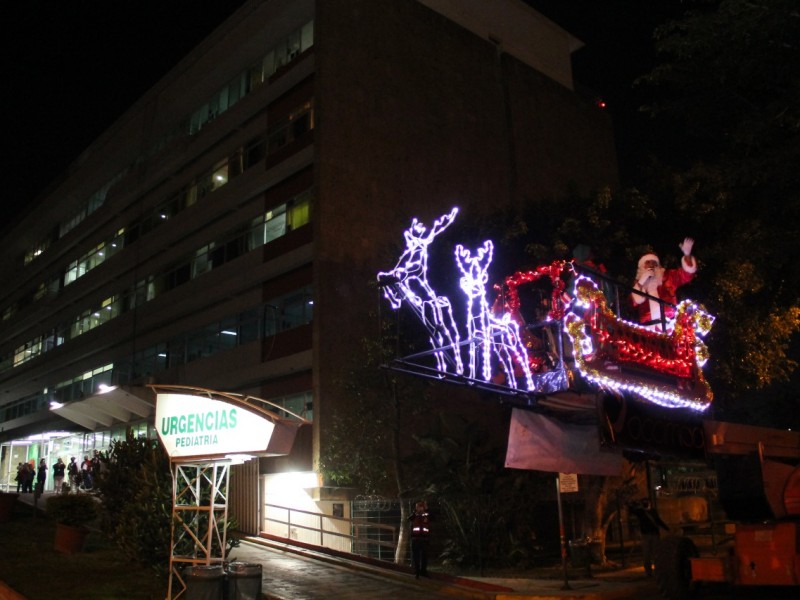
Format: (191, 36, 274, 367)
(631, 252, 696, 325)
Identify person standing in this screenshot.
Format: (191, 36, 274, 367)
(53, 458, 66, 494)
(409, 500, 431, 579)
(22, 462, 34, 493)
(629, 498, 670, 577)
(35, 459, 48, 496)
(67, 457, 79, 493)
(15, 463, 24, 493)
(631, 238, 697, 329)
(91, 450, 103, 483)
(81, 455, 93, 489)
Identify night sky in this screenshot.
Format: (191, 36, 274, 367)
(2, 1, 246, 227)
(2, 1, 684, 227)
(526, 1, 688, 177)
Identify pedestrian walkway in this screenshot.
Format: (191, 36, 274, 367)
(9, 492, 658, 600)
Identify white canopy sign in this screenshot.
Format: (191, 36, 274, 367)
(156, 393, 275, 459)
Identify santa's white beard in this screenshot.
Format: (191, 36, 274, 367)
(641, 268, 665, 321)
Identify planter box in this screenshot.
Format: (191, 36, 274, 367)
(54, 523, 91, 554)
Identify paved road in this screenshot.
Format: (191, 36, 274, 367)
(231, 539, 800, 600)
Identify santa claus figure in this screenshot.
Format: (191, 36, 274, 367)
(631, 238, 696, 329)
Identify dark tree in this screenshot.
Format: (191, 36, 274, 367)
(634, 0, 800, 422)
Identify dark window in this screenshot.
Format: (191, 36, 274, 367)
(225, 237, 244, 262)
(245, 139, 266, 168)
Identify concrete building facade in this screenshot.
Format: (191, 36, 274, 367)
(0, 0, 616, 537)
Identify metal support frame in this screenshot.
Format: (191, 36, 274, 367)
(167, 460, 231, 600)
(383, 356, 570, 409)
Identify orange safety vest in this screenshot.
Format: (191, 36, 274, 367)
(410, 511, 430, 537)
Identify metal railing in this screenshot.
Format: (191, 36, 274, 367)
(263, 503, 398, 559)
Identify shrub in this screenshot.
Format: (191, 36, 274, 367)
(97, 428, 240, 568)
(46, 493, 98, 527)
(97, 429, 173, 568)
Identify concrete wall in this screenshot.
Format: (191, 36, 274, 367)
(312, 0, 617, 465)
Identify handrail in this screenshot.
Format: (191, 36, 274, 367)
(263, 503, 398, 559)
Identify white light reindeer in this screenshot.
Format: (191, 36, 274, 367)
(455, 240, 533, 390)
(377, 208, 464, 375)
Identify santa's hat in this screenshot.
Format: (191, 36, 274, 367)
(638, 253, 660, 270)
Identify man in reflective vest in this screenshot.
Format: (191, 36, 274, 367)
(409, 500, 430, 578)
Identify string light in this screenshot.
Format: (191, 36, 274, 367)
(564, 277, 714, 411)
(377, 208, 464, 375)
(455, 241, 534, 390)
(378, 210, 715, 411)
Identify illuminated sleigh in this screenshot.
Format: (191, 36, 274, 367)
(378, 210, 714, 411)
(563, 276, 714, 411)
(487, 261, 714, 411)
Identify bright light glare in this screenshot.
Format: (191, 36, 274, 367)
(270, 471, 319, 489)
(225, 453, 256, 465)
(23, 430, 72, 440)
(265, 471, 320, 509)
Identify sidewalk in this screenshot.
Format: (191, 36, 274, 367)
(235, 535, 659, 600)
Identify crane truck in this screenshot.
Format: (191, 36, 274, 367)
(653, 420, 800, 599)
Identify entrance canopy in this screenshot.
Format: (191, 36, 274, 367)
(50, 385, 154, 431)
(151, 385, 309, 462)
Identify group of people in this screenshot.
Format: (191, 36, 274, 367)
(14, 462, 36, 493)
(14, 451, 103, 495)
(14, 458, 52, 495)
